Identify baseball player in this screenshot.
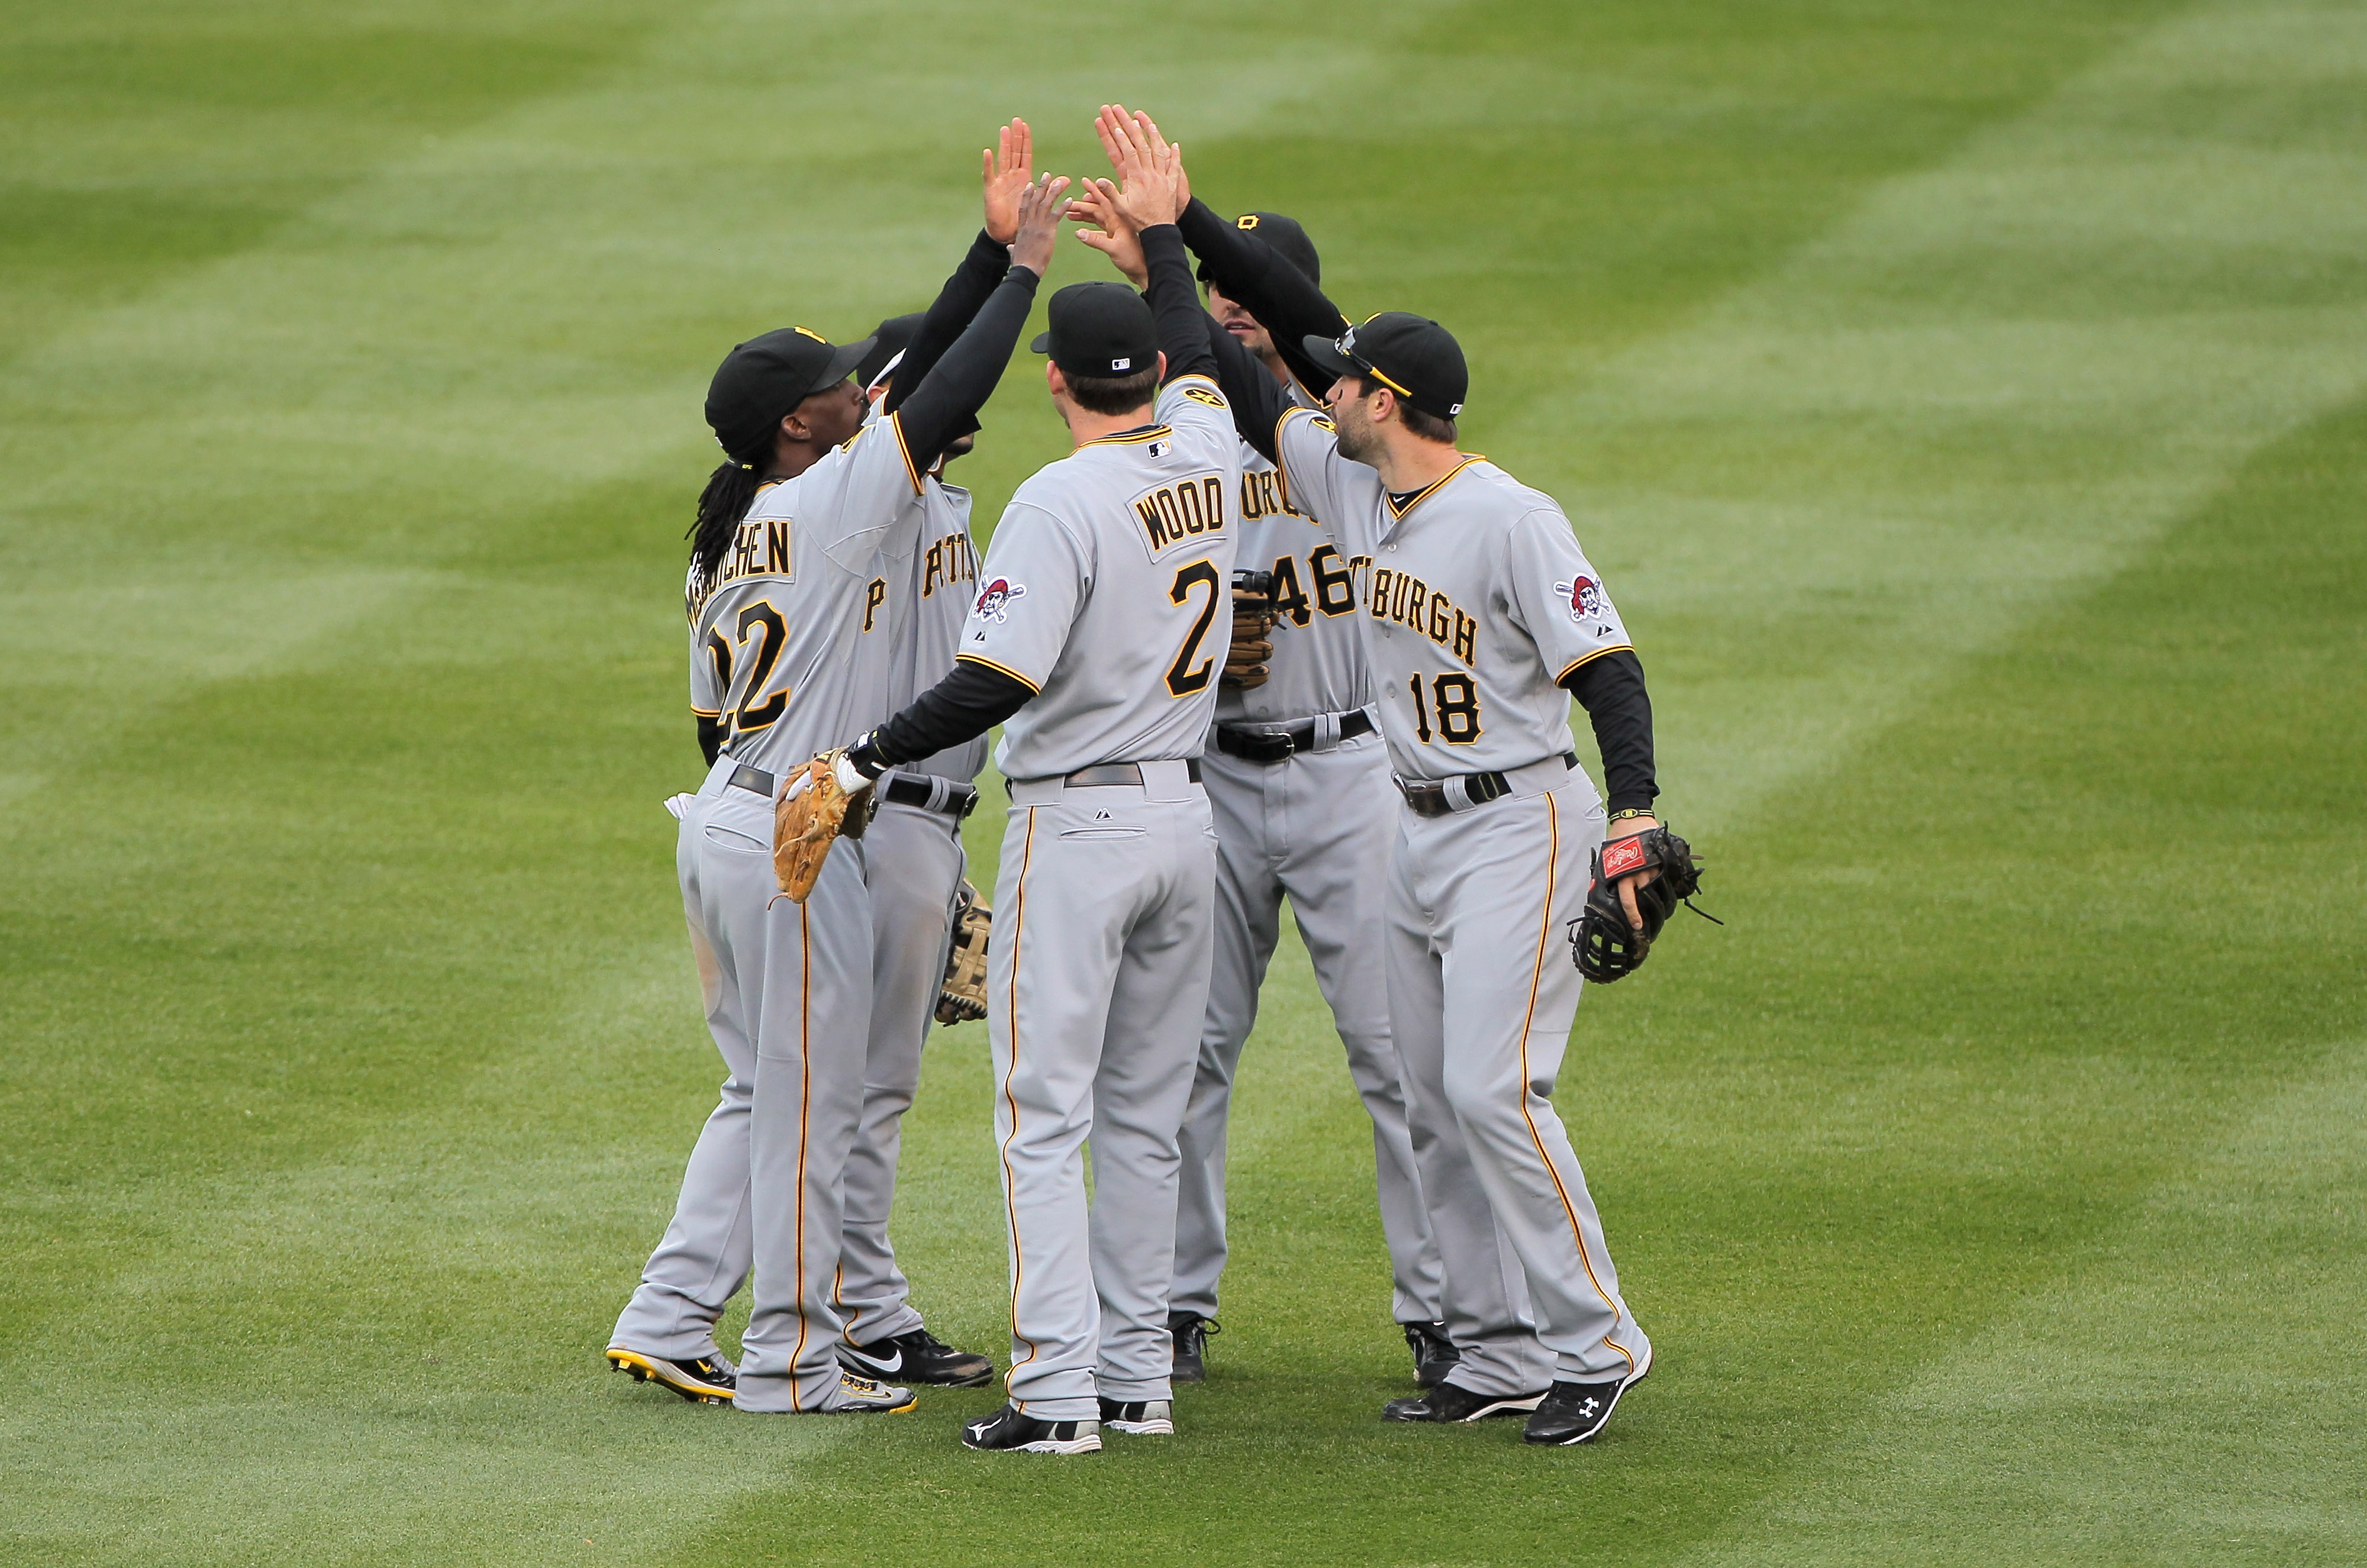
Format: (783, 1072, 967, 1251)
(603, 150, 1066, 1416)
(820, 304, 994, 1389)
(1070, 186, 1448, 1386)
(1182, 159, 1665, 1445)
(815, 109, 1240, 1454)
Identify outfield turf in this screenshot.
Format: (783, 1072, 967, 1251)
(3, 1, 2362, 1563)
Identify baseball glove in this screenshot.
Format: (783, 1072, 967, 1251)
(934, 881, 992, 1026)
(1568, 826, 1707, 983)
(1223, 569, 1278, 691)
(771, 748, 877, 903)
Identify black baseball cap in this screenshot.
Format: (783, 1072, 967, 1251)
(705, 325, 875, 460)
(855, 312, 923, 392)
(1198, 211, 1320, 288)
(1030, 282, 1158, 379)
(1301, 312, 1468, 420)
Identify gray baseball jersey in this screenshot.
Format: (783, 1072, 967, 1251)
(959, 377, 1244, 779)
(1273, 407, 1634, 779)
(869, 398, 989, 785)
(686, 415, 918, 776)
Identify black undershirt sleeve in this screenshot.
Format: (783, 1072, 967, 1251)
(863, 659, 1034, 770)
(1176, 198, 1350, 397)
(696, 715, 726, 768)
(1200, 311, 1291, 464)
(1139, 224, 1215, 385)
(882, 230, 1008, 418)
(892, 262, 1040, 473)
(1560, 649, 1659, 815)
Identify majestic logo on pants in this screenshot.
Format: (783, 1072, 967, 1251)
(974, 577, 1027, 623)
(1555, 575, 1604, 622)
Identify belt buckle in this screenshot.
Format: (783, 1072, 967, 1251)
(1240, 730, 1294, 764)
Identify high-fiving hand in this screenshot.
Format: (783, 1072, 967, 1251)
(1007, 170, 1071, 277)
(982, 118, 1034, 245)
(1066, 179, 1149, 289)
(1091, 104, 1188, 232)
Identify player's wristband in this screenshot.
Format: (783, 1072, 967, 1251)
(1607, 808, 1656, 825)
(844, 731, 891, 780)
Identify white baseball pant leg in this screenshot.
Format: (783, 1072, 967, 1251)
(609, 778, 756, 1360)
(1388, 773, 1650, 1395)
(836, 798, 966, 1344)
(992, 766, 1217, 1422)
(1174, 731, 1440, 1325)
(682, 777, 875, 1414)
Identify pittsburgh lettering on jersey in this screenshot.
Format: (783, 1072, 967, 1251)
(685, 517, 791, 621)
(923, 531, 979, 598)
(1133, 475, 1228, 557)
(1239, 467, 1307, 524)
(1368, 564, 1478, 664)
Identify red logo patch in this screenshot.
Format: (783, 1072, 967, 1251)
(1600, 836, 1647, 879)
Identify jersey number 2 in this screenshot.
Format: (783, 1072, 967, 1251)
(730, 600, 789, 733)
(1165, 560, 1222, 697)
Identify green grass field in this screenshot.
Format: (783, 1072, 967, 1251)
(4, 1, 2363, 1563)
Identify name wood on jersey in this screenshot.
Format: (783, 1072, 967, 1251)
(685, 517, 791, 621)
(922, 530, 979, 598)
(1133, 475, 1229, 559)
(1370, 565, 1479, 664)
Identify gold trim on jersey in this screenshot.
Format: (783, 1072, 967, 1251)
(1079, 423, 1173, 450)
(1557, 643, 1635, 683)
(689, 705, 723, 720)
(954, 651, 1043, 693)
(1383, 454, 1488, 519)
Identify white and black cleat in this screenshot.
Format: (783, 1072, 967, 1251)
(1381, 1380, 1547, 1424)
(606, 1346, 737, 1405)
(1523, 1343, 1652, 1446)
(840, 1326, 994, 1388)
(1098, 1396, 1174, 1436)
(960, 1404, 1101, 1454)
(824, 1370, 917, 1414)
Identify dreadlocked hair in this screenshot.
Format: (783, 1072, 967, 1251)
(687, 454, 764, 589)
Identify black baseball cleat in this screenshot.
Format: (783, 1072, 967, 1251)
(606, 1347, 737, 1405)
(840, 1326, 994, 1388)
(1098, 1396, 1175, 1435)
(1403, 1321, 1461, 1388)
(960, 1404, 1101, 1455)
(1523, 1344, 1652, 1445)
(1382, 1380, 1547, 1423)
(1168, 1312, 1219, 1384)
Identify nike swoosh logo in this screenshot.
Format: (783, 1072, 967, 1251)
(845, 1346, 902, 1375)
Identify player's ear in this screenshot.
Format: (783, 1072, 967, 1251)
(1156, 349, 1168, 382)
(1046, 362, 1066, 400)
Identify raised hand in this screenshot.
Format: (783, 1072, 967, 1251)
(1091, 103, 1185, 231)
(1007, 170, 1072, 277)
(981, 118, 1033, 244)
(1066, 179, 1148, 289)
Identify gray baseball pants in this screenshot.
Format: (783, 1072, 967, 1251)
(1386, 762, 1650, 1395)
(1174, 724, 1441, 1326)
(834, 792, 968, 1345)
(610, 759, 873, 1413)
(992, 761, 1217, 1422)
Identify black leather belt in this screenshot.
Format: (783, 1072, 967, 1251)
(728, 763, 775, 797)
(1214, 707, 1375, 764)
(1007, 759, 1205, 793)
(1397, 753, 1576, 818)
(882, 774, 980, 818)
(1064, 759, 1202, 787)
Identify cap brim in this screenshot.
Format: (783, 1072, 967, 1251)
(1029, 331, 1053, 355)
(807, 335, 875, 396)
(1299, 334, 1357, 382)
